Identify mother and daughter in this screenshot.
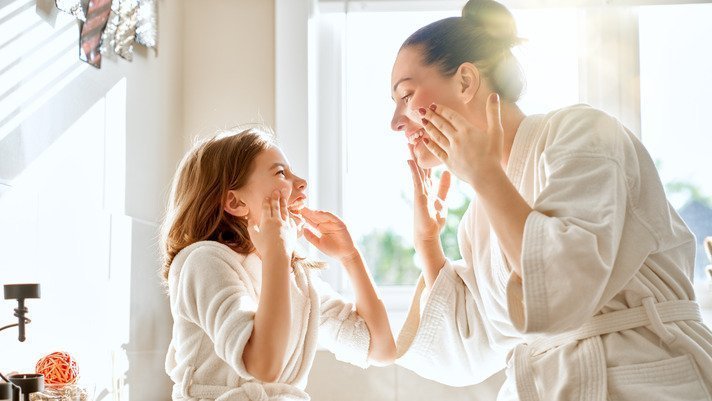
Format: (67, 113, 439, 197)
(161, 0, 712, 400)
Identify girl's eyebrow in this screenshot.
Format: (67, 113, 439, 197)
(270, 163, 286, 170)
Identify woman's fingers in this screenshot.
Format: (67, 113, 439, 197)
(407, 107, 456, 142)
(407, 159, 426, 195)
(437, 170, 451, 201)
(485, 93, 503, 135)
(422, 103, 470, 132)
(422, 136, 449, 163)
(420, 119, 450, 150)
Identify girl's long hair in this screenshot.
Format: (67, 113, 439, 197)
(160, 127, 323, 281)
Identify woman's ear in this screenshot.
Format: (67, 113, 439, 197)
(457, 62, 480, 103)
(224, 190, 249, 218)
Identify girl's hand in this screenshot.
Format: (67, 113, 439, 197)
(408, 93, 504, 188)
(408, 144, 451, 245)
(248, 189, 298, 260)
(300, 208, 358, 263)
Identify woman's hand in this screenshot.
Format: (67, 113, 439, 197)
(408, 144, 451, 244)
(300, 208, 359, 263)
(408, 146, 451, 287)
(248, 189, 298, 260)
(408, 93, 504, 188)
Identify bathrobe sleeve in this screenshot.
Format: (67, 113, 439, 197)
(175, 247, 258, 380)
(507, 108, 634, 334)
(312, 274, 371, 369)
(395, 208, 508, 387)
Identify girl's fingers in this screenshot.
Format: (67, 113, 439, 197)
(437, 170, 452, 201)
(301, 208, 332, 224)
(279, 190, 288, 220)
(485, 93, 504, 135)
(302, 226, 321, 246)
(271, 191, 281, 218)
(261, 196, 272, 219)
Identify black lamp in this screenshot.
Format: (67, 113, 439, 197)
(1, 284, 43, 401)
(7, 375, 43, 401)
(2, 284, 41, 342)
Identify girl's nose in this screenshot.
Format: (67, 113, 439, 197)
(295, 176, 307, 191)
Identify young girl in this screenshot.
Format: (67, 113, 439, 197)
(161, 128, 395, 401)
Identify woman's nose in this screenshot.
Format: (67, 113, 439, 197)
(391, 110, 407, 132)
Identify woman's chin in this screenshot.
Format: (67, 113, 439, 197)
(413, 144, 442, 169)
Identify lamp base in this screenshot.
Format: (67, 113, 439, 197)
(8, 374, 44, 401)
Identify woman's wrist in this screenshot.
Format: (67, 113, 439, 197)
(416, 237, 446, 270)
(467, 161, 506, 192)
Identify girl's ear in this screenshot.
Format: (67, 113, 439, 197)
(457, 62, 480, 103)
(224, 190, 249, 218)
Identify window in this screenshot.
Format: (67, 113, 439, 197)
(638, 3, 712, 283)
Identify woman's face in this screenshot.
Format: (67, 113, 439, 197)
(233, 146, 308, 224)
(390, 46, 463, 168)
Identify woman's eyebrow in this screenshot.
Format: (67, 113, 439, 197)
(392, 77, 412, 93)
(270, 162, 286, 170)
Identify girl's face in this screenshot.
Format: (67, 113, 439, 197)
(226, 146, 308, 224)
(390, 46, 466, 168)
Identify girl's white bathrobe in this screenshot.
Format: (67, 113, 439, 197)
(396, 105, 712, 401)
(165, 241, 371, 401)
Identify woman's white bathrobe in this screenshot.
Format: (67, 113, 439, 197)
(396, 105, 712, 401)
(165, 241, 371, 401)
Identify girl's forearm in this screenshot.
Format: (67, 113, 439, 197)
(339, 251, 396, 365)
(243, 252, 292, 382)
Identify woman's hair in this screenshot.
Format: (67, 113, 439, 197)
(401, 0, 525, 102)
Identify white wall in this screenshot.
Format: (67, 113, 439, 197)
(182, 0, 275, 142)
(0, 0, 183, 399)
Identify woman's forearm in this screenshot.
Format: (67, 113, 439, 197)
(243, 252, 292, 382)
(415, 238, 447, 288)
(339, 251, 396, 365)
(471, 165, 531, 277)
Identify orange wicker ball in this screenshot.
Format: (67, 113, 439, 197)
(35, 351, 80, 386)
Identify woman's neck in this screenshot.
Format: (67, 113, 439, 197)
(500, 102, 526, 168)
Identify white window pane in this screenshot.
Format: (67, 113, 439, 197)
(639, 3, 712, 282)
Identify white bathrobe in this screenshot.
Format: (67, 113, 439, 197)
(165, 241, 371, 401)
(396, 105, 712, 401)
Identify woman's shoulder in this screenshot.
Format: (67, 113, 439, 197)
(538, 104, 632, 161)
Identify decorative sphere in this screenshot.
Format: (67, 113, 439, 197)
(35, 351, 80, 386)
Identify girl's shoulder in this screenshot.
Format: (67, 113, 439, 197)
(170, 241, 254, 279)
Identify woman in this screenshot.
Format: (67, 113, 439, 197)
(390, 1, 712, 400)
